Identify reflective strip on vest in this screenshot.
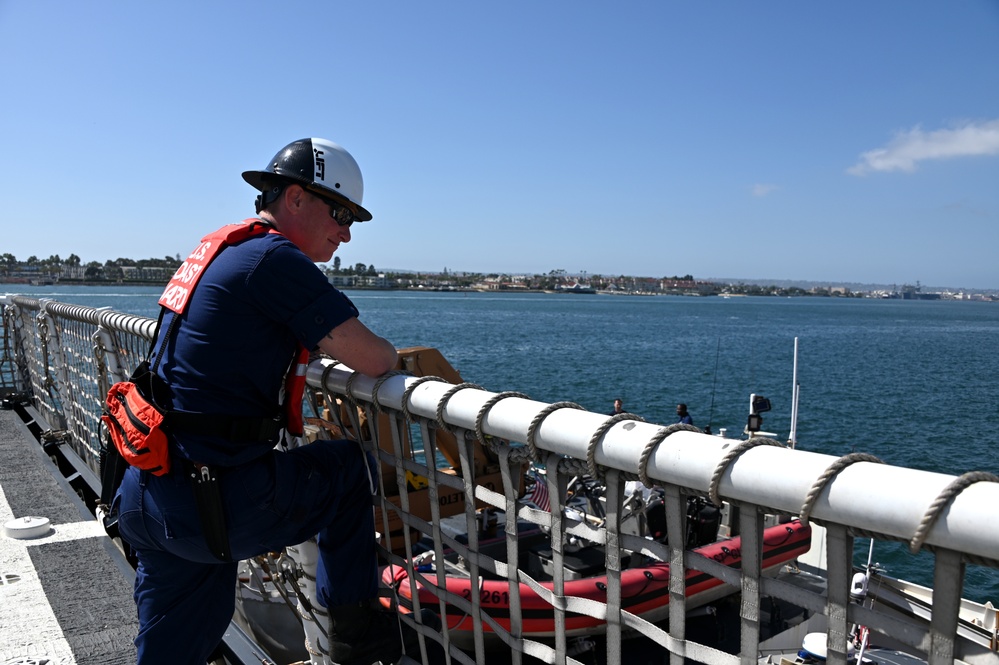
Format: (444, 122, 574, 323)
(284, 345, 310, 437)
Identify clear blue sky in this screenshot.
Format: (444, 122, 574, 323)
(2, 2, 998, 289)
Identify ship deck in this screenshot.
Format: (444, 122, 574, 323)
(0, 408, 138, 664)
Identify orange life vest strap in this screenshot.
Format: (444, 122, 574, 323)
(159, 219, 275, 313)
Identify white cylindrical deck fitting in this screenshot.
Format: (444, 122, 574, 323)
(4, 515, 52, 539)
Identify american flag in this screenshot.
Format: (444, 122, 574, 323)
(527, 471, 551, 512)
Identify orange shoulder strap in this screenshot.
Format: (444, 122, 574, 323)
(158, 219, 275, 314)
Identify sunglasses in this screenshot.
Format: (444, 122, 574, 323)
(306, 188, 358, 227)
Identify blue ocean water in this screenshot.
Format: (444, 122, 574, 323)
(8, 285, 999, 603)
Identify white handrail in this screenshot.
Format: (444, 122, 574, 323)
(311, 358, 999, 566)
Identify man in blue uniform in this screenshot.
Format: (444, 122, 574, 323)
(115, 138, 420, 664)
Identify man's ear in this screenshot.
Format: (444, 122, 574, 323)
(284, 184, 306, 210)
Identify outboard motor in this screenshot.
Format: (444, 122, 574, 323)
(644, 495, 722, 548)
(644, 496, 667, 541)
(686, 497, 721, 548)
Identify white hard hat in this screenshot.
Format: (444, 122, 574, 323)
(242, 138, 372, 221)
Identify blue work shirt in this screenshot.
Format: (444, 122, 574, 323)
(151, 232, 358, 465)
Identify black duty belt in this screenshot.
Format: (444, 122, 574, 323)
(168, 412, 285, 442)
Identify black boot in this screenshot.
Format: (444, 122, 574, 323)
(328, 601, 440, 665)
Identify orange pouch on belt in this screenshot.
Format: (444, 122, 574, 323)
(102, 379, 170, 476)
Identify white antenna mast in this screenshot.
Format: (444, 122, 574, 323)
(788, 337, 799, 449)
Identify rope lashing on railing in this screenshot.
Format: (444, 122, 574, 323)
(2, 304, 32, 393)
(319, 361, 349, 436)
(341, 367, 377, 449)
(343, 370, 363, 408)
(36, 310, 53, 389)
(798, 452, 883, 527)
(434, 382, 483, 434)
(319, 360, 341, 390)
(708, 437, 786, 507)
(399, 375, 447, 424)
(557, 455, 590, 478)
(1, 305, 16, 366)
(473, 391, 532, 463)
(525, 401, 585, 463)
(370, 370, 412, 414)
(586, 412, 646, 479)
(92, 335, 110, 397)
(366, 370, 414, 466)
(909, 471, 999, 554)
(637, 423, 702, 488)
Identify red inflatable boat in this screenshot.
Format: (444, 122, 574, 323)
(382, 519, 811, 641)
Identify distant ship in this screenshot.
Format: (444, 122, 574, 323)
(554, 282, 596, 294)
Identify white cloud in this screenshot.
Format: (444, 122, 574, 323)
(848, 119, 999, 176)
(751, 183, 778, 197)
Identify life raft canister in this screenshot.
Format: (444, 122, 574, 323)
(159, 219, 309, 437)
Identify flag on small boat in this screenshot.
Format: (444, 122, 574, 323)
(526, 471, 550, 512)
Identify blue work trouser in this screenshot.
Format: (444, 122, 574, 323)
(115, 439, 379, 665)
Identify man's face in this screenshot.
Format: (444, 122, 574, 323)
(302, 190, 353, 262)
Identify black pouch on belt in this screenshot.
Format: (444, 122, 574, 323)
(189, 462, 233, 563)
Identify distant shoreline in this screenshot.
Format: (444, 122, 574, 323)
(0, 279, 442, 293)
(0, 280, 166, 287)
(3, 279, 995, 301)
